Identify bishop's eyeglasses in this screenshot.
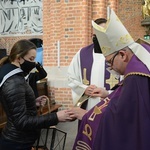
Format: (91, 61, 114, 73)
(106, 51, 119, 67)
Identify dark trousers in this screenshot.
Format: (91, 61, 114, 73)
(0, 137, 34, 150)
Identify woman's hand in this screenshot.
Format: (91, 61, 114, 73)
(56, 110, 74, 122)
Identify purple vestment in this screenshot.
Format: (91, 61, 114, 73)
(73, 44, 150, 150)
(73, 84, 122, 150)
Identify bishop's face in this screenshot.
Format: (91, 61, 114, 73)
(105, 50, 128, 75)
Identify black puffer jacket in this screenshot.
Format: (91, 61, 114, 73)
(0, 63, 59, 143)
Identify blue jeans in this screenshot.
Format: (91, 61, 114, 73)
(0, 137, 34, 150)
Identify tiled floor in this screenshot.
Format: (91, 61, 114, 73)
(34, 120, 78, 150)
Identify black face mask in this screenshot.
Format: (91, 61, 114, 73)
(92, 35, 102, 53)
(20, 59, 36, 76)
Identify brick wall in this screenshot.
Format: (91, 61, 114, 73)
(0, 35, 42, 54)
(43, 0, 146, 110)
(43, 0, 145, 108)
(118, 0, 145, 39)
(49, 87, 73, 108)
(43, 0, 92, 67)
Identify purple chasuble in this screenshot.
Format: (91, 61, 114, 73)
(73, 44, 150, 150)
(72, 83, 122, 150)
(92, 55, 150, 150)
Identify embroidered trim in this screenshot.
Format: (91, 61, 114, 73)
(124, 72, 150, 80)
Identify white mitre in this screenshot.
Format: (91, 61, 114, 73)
(92, 8, 150, 71)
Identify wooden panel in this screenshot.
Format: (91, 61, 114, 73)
(37, 79, 62, 115)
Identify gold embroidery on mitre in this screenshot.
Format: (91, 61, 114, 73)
(92, 21, 106, 32)
(101, 46, 111, 55)
(83, 124, 92, 141)
(116, 34, 133, 47)
(76, 141, 91, 150)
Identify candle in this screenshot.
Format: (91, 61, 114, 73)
(57, 40, 60, 68)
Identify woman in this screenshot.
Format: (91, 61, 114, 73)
(0, 39, 72, 150)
